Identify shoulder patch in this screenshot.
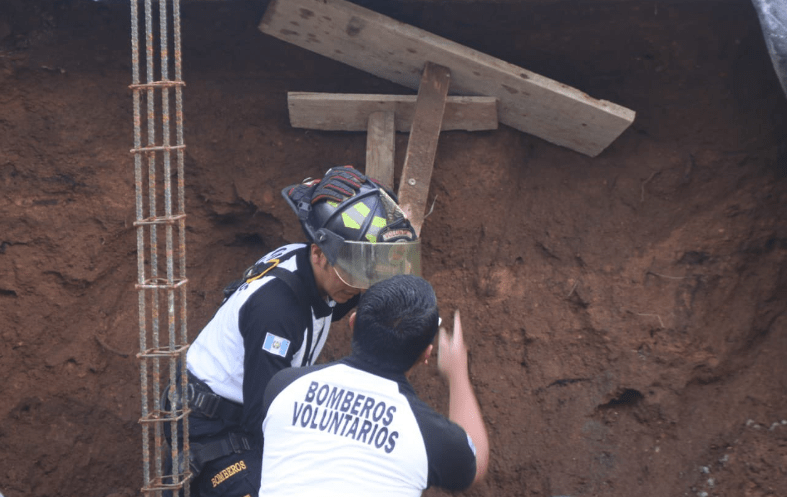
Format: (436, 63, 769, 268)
(262, 332, 290, 358)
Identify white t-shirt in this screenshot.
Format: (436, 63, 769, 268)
(260, 356, 477, 496)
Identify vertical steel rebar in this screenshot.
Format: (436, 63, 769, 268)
(130, 0, 151, 490)
(131, 1, 190, 495)
(172, 4, 190, 494)
(143, 0, 165, 485)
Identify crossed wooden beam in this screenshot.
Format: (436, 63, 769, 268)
(287, 63, 491, 235)
(262, 0, 636, 235)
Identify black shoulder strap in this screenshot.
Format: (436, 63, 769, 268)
(219, 261, 315, 365)
(267, 267, 308, 309)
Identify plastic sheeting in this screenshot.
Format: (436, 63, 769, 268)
(752, 0, 787, 99)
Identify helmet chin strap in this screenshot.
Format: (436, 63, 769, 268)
(312, 228, 344, 267)
(296, 200, 315, 235)
(293, 192, 346, 267)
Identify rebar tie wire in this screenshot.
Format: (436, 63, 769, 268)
(130, 0, 190, 495)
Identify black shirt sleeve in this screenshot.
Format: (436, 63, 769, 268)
(410, 395, 477, 490)
(238, 278, 310, 437)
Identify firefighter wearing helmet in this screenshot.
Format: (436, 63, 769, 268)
(284, 165, 421, 290)
(167, 166, 420, 497)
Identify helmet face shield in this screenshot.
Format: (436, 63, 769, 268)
(333, 239, 422, 289)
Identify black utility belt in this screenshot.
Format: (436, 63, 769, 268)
(186, 371, 244, 424)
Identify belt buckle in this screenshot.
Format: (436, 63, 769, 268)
(193, 392, 220, 418)
(228, 432, 251, 453)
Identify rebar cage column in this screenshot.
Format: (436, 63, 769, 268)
(130, 0, 190, 495)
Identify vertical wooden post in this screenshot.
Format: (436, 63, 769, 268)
(365, 111, 395, 190)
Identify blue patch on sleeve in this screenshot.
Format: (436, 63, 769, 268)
(262, 332, 290, 358)
(466, 433, 477, 456)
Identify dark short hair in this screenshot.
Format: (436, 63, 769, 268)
(352, 275, 440, 372)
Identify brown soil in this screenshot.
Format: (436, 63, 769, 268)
(1, 0, 786, 496)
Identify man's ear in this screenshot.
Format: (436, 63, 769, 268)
(311, 244, 328, 267)
(419, 344, 433, 365)
(348, 311, 357, 330)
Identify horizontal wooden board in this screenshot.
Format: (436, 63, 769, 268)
(288, 92, 498, 132)
(260, 0, 635, 156)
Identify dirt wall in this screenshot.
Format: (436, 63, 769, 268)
(0, 1, 785, 496)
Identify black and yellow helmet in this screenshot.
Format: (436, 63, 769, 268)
(282, 166, 420, 289)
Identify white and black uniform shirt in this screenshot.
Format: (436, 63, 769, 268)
(259, 355, 477, 497)
(187, 244, 358, 436)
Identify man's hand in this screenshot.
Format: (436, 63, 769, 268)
(437, 310, 468, 383)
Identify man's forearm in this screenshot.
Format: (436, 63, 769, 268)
(448, 370, 489, 484)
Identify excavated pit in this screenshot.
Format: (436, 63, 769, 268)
(1, 1, 785, 496)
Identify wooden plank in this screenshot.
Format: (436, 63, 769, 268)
(287, 92, 498, 132)
(365, 111, 395, 190)
(397, 63, 450, 235)
(260, 0, 635, 157)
